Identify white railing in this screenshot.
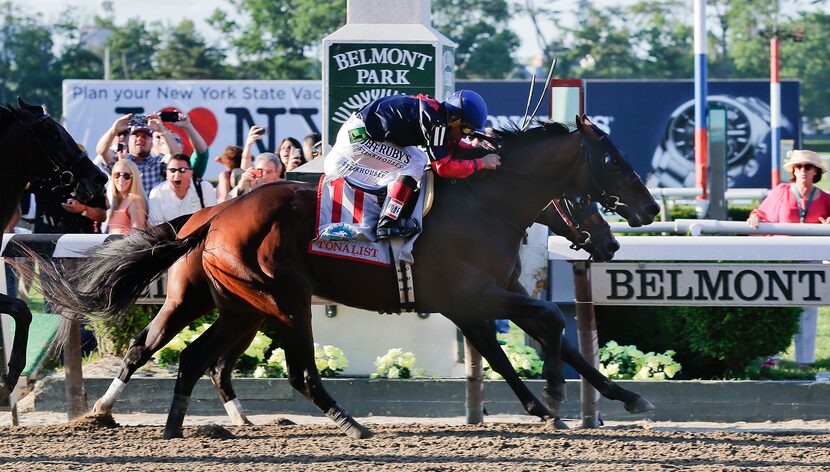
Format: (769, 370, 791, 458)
(608, 219, 830, 236)
(648, 187, 769, 201)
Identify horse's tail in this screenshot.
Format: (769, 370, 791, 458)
(20, 219, 210, 349)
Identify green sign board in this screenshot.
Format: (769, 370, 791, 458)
(328, 42, 436, 144)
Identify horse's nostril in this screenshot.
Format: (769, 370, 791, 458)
(646, 203, 660, 216)
(609, 240, 620, 252)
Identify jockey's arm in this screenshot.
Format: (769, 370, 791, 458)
(430, 140, 500, 178)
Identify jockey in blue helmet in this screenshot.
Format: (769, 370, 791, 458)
(323, 89, 501, 239)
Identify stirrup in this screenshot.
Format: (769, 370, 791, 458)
(376, 218, 420, 239)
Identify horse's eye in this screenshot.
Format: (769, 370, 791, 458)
(604, 154, 622, 172)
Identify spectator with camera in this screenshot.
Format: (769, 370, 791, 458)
(95, 111, 210, 192)
(226, 152, 283, 200)
(154, 110, 211, 179)
(302, 132, 322, 161)
(148, 153, 217, 225)
(278, 137, 305, 175)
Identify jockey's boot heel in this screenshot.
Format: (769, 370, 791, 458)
(377, 216, 420, 239)
(377, 176, 418, 239)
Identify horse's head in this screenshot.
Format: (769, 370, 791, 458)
(9, 97, 107, 202)
(575, 115, 659, 227)
(545, 195, 619, 263)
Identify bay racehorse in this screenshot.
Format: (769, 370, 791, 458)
(0, 98, 107, 400)
(83, 191, 646, 430)
(34, 116, 659, 438)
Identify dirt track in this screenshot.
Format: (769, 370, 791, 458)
(1, 413, 829, 471)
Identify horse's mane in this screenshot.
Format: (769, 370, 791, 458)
(0, 104, 20, 130)
(490, 120, 571, 149)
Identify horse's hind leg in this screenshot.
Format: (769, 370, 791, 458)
(0, 293, 32, 400)
(163, 311, 262, 439)
(207, 318, 263, 426)
(93, 257, 214, 415)
(279, 299, 371, 439)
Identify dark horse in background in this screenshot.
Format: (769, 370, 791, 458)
(36, 116, 659, 438)
(0, 98, 107, 400)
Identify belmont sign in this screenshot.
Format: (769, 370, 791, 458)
(592, 263, 830, 306)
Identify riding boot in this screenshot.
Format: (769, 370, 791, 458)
(377, 176, 420, 239)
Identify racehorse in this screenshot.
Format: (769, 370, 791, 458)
(0, 98, 107, 400)
(81, 192, 641, 430)
(35, 116, 659, 438)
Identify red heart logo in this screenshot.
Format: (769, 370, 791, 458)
(161, 107, 218, 156)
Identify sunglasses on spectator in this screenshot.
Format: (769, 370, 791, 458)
(113, 172, 132, 180)
(167, 167, 191, 174)
(793, 164, 816, 171)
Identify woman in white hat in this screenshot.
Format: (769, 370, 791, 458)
(747, 149, 830, 368)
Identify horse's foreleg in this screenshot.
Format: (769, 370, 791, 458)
(0, 293, 32, 401)
(476, 288, 566, 415)
(207, 319, 263, 426)
(456, 320, 553, 422)
(512, 316, 654, 414)
(164, 312, 257, 439)
(280, 299, 371, 439)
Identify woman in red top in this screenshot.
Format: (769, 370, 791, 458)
(747, 149, 829, 367)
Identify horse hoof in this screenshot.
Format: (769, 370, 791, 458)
(92, 400, 110, 415)
(345, 424, 373, 439)
(542, 388, 563, 417)
(545, 417, 569, 430)
(625, 395, 655, 414)
(163, 428, 184, 440)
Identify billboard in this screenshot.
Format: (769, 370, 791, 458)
(64, 79, 799, 187)
(460, 79, 800, 189)
(63, 80, 322, 179)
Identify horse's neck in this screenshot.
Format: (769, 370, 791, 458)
(0, 184, 25, 232)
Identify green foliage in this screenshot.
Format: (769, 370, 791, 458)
(371, 348, 426, 379)
(598, 340, 681, 380)
(91, 305, 156, 356)
(482, 337, 544, 380)
(153, 323, 273, 376)
(254, 343, 348, 378)
(597, 305, 802, 378)
(432, 0, 518, 78)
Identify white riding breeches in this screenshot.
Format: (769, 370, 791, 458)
(324, 114, 428, 187)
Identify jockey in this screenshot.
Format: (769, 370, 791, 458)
(324, 90, 502, 239)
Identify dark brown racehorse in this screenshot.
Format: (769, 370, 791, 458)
(0, 98, 107, 400)
(35, 116, 659, 438)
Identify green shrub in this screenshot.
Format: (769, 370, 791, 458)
(598, 341, 681, 380)
(597, 305, 801, 378)
(482, 335, 544, 380)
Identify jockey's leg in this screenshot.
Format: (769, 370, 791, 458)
(377, 175, 420, 239)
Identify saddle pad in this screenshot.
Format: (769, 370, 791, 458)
(309, 176, 424, 266)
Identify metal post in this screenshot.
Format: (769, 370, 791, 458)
(63, 317, 87, 419)
(464, 338, 484, 424)
(572, 261, 600, 428)
(693, 0, 709, 199)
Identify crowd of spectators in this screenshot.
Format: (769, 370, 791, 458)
(9, 107, 323, 237)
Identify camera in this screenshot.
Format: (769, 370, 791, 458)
(159, 110, 179, 122)
(255, 127, 268, 136)
(252, 169, 264, 178)
(128, 114, 149, 128)
(291, 148, 302, 158)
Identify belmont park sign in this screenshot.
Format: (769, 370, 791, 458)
(591, 263, 830, 306)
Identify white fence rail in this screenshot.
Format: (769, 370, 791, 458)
(608, 219, 830, 236)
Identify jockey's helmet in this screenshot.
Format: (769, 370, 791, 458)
(443, 90, 488, 132)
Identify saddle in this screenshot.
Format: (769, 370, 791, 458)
(309, 172, 433, 312)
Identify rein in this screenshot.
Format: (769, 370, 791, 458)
(2, 111, 84, 193)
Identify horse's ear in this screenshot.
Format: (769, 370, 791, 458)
(576, 114, 601, 140)
(17, 97, 44, 115)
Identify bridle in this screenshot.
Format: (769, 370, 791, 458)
(0, 111, 86, 195)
